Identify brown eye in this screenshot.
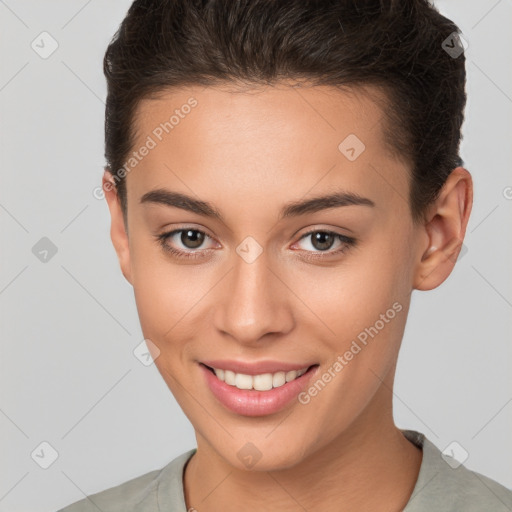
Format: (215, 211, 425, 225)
(155, 227, 217, 260)
(309, 231, 336, 251)
(179, 229, 205, 249)
(293, 229, 357, 261)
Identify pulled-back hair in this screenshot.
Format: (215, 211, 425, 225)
(103, 0, 466, 224)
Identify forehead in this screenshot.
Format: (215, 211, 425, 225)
(127, 82, 410, 218)
(133, 81, 388, 150)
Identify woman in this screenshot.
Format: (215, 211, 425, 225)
(58, 0, 512, 510)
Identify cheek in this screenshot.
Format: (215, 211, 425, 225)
(286, 257, 411, 452)
(286, 230, 414, 405)
(132, 269, 205, 347)
(293, 264, 409, 392)
(129, 237, 192, 349)
(129, 236, 225, 377)
(290, 240, 412, 337)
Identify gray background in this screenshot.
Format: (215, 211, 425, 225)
(0, 1, 511, 511)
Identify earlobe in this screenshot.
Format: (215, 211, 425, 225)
(413, 167, 473, 291)
(102, 169, 133, 285)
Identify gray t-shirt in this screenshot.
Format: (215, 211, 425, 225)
(57, 429, 512, 511)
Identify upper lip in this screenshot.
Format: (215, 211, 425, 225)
(201, 359, 316, 375)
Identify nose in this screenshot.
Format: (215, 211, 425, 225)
(212, 246, 294, 347)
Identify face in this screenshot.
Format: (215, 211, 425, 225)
(106, 82, 433, 471)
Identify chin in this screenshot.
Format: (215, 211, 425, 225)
(212, 434, 313, 472)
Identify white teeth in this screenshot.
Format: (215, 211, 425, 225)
(272, 371, 286, 388)
(253, 373, 273, 391)
(285, 370, 297, 382)
(235, 373, 253, 390)
(224, 370, 236, 386)
(211, 366, 309, 390)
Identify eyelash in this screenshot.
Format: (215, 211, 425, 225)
(155, 228, 357, 261)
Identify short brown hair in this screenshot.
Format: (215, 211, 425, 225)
(103, 0, 466, 224)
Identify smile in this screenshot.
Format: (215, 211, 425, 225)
(206, 365, 309, 391)
(200, 362, 319, 416)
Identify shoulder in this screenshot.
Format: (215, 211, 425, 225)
(56, 449, 196, 512)
(420, 456, 512, 511)
(403, 430, 512, 512)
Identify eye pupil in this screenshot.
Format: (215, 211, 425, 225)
(311, 232, 334, 251)
(181, 229, 204, 249)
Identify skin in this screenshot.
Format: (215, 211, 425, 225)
(103, 82, 472, 511)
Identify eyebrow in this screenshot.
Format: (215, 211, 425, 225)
(140, 188, 375, 222)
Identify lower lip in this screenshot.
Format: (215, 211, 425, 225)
(200, 363, 319, 417)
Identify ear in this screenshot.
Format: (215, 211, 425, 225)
(413, 167, 473, 291)
(102, 169, 133, 285)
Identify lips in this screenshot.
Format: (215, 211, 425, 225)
(199, 360, 320, 416)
